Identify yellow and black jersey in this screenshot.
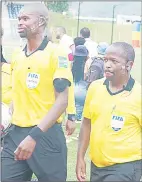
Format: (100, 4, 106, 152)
(11, 37, 74, 127)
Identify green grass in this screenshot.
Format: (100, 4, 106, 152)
(66, 123, 90, 181)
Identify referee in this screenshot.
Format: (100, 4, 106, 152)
(76, 42, 142, 181)
(2, 3, 73, 181)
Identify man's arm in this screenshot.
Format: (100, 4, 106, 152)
(76, 117, 91, 181)
(29, 78, 70, 138)
(37, 87, 68, 132)
(14, 78, 70, 161)
(78, 117, 91, 158)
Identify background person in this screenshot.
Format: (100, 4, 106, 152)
(80, 27, 98, 58)
(56, 26, 75, 53)
(74, 37, 86, 47)
(84, 42, 109, 85)
(72, 45, 89, 122)
(1, 28, 12, 106)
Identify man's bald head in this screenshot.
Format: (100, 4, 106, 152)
(106, 42, 135, 62)
(20, 3, 48, 17)
(19, 3, 48, 27)
(18, 3, 49, 38)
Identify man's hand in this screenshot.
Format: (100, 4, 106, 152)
(66, 120, 76, 136)
(76, 157, 86, 181)
(14, 135, 36, 160)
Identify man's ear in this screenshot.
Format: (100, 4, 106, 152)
(126, 61, 133, 71)
(39, 16, 46, 27)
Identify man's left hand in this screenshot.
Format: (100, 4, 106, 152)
(14, 135, 36, 161)
(66, 120, 76, 136)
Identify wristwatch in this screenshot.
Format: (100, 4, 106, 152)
(68, 114, 76, 122)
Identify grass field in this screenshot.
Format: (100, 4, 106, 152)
(2, 11, 141, 181)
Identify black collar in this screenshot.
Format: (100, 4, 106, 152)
(103, 76, 135, 95)
(23, 36, 49, 57)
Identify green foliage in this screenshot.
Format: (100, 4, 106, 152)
(44, 1, 69, 13)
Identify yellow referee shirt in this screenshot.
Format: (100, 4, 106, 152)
(11, 37, 74, 127)
(1, 63, 12, 105)
(50, 43, 76, 115)
(83, 77, 141, 167)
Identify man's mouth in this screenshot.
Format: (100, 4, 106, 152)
(18, 28, 25, 33)
(104, 71, 113, 77)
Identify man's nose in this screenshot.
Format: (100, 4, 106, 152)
(18, 19, 24, 26)
(105, 60, 112, 69)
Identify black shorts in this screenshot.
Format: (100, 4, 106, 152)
(1, 123, 67, 182)
(91, 160, 142, 182)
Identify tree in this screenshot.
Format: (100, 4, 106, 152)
(44, 1, 69, 13)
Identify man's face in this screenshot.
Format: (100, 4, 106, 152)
(56, 28, 62, 39)
(103, 47, 130, 81)
(18, 10, 40, 38)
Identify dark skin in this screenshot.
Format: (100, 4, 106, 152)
(14, 7, 69, 161)
(55, 27, 75, 53)
(103, 47, 133, 93)
(76, 46, 134, 181)
(14, 9, 75, 139)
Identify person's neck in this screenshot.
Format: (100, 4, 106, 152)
(26, 34, 45, 55)
(109, 74, 130, 92)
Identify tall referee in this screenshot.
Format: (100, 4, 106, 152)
(2, 3, 73, 181)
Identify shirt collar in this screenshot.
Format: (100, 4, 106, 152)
(103, 76, 135, 92)
(23, 36, 49, 56)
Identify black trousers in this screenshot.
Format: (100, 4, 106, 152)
(91, 160, 142, 182)
(1, 123, 67, 182)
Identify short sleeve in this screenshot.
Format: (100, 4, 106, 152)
(51, 46, 73, 86)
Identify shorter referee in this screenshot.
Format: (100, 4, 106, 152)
(76, 42, 142, 181)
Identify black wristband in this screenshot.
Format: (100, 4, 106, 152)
(29, 126, 44, 142)
(68, 114, 76, 122)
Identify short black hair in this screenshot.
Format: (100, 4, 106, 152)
(108, 42, 135, 62)
(74, 37, 85, 47)
(80, 27, 90, 38)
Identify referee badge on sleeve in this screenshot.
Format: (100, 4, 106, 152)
(111, 115, 125, 131)
(26, 72, 40, 89)
(58, 56, 68, 68)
